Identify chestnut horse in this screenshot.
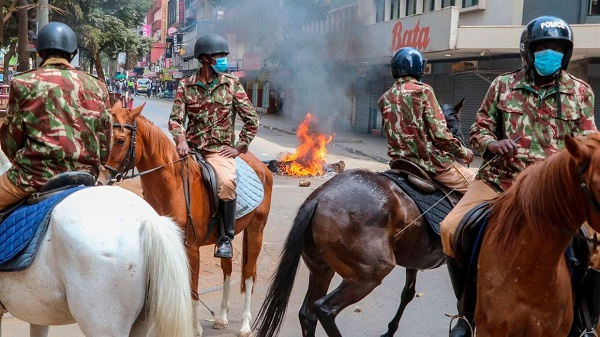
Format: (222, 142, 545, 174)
(253, 100, 467, 337)
(475, 134, 600, 336)
(101, 103, 273, 337)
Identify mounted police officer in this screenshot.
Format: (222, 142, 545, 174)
(169, 33, 259, 259)
(379, 47, 475, 192)
(0, 22, 112, 210)
(441, 16, 597, 337)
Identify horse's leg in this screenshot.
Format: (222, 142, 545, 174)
(314, 278, 385, 337)
(213, 258, 233, 330)
(381, 268, 418, 337)
(187, 244, 203, 337)
(299, 260, 335, 337)
(30, 324, 49, 337)
(239, 221, 266, 336)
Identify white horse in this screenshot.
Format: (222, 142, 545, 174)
(0, 156, 197, 336)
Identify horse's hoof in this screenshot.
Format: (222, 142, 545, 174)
(212, 319, 228, 329)
(240, 330, 254, 337)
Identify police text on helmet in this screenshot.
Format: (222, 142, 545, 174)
(540, 21, 566, 30)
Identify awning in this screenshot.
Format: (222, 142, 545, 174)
(143, 72, 158, 78)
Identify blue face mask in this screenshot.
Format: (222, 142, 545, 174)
(211, 57, 228, 73)
(533, 49, 563, 76)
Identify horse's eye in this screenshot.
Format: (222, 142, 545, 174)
(117, 139, 126, 145)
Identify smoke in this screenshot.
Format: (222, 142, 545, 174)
(222, 0, 356, 134)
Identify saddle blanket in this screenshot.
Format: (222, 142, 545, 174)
(0, 186, 87, 272)
(379, 171, 453, 235)
(235, 157, 264, 219)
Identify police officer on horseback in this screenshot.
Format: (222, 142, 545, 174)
(440, 16, 597, 337)
(379, 47, 475, 192)
(169, 33, 259, 259)
(0, 22, 111, 210)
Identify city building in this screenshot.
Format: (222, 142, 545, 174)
(290, 0, 600, 136)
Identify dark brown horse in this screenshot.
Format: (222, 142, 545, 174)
(253, 100, 466, 337)
(101, 102, 273, 337)
(475, 134, 600, 336)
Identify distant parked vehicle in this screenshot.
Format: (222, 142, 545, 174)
(136, 78, 150, 93)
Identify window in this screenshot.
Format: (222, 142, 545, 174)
(442, 0, 456, 7)
(462, 0, 478, 7)
(376, 0, 386, 22)
(406, 0, 417, 15)
(390, 0, 401, 19)
(591, 0, 600, 15)
(423, 0, 436, 12)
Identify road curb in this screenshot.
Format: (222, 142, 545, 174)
(259, 123, 389, 164)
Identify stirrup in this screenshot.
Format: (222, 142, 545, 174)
(446, 313, 474, 337)
(579, 329, 599, 337)
(214, 238, 233, 258)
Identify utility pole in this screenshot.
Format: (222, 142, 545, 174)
(36, 0, 48, 67)
(17, 0, 29, 72)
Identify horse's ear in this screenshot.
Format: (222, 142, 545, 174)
(565, 135, 590, 163)
(453, 98, 465, 114)
(130, 102, 146, 119)
(112, 100, 122, 111)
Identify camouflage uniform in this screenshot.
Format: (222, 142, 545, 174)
(379, 76, 474, 191)
(0, 58, 112, 203)
(441, 69, 596, 257)
(169, 71, 258, 200)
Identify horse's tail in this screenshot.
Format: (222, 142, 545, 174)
(140, 216, 194, 337)
(252, 199, 318, 337)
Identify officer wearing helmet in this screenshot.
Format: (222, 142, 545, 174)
(0, 21, 112, 209)
(441, 16, 597, 337)
(169, 33, 258, 259)
(379, 47, 474, 192)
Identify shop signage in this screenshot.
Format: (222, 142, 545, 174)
(179, 0, 185, 25)
(389, 20, 430, 52)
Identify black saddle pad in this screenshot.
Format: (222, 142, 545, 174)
(454, 202, 492, 278)
(379, 170, 454, 235)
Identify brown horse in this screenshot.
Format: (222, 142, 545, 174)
(475, 134, 600, 336)
(102, 102, 273, 337)
(252, 100, 466, 337)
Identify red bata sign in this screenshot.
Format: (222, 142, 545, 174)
(389, 20, 430, 53)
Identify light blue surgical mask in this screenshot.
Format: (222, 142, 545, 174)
(533, 49, 563, 76)
(211, 57, 228, 73)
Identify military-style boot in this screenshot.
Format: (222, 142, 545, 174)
(570, 269, 600, 337)
(446, 256, 473, 337)
(214, 199, 236, 259)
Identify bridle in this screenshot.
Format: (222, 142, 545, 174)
(575, 160, 600, 249)
(105, 120, 138, 183)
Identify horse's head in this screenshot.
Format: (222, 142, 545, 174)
(565, 133, 600, 226)
(99, 100, 146, 185)
(442, 97, 465, 145)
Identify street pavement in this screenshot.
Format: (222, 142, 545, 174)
(5, 96, 462, 336)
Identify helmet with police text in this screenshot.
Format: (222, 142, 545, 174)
(522, 16, 573, 72)
(36, 22, 78, 55)
(194, 34, 229, 59)
(390, 47, 426, 81)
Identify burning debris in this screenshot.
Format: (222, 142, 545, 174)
(264, 113, 345, 176)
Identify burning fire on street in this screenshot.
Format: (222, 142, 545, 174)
(266, 113, 345, 177)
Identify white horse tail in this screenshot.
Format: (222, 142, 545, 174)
(140, 216, 195, 337)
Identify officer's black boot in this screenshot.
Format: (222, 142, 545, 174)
(214, 199, 236, 259)
(570, 268, 600, 337)
(446, 256, 473, 337)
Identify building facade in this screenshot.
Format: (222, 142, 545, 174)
(293, 0, 600, 137)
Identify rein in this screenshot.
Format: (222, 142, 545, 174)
(569, 160, 600, 250)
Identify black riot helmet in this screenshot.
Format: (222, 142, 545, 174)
(522, 16, 573, 72)
(36, 22, 78, 56)
(194, 34, 229, 59)
(390, 47, 426, 81)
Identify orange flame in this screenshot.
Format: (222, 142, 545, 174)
(279, 113, 333, 176)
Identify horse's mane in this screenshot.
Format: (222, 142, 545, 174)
(488, 135, 600, 252)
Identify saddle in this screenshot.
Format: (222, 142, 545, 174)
(453, 202, 492, 278)
(380, 159, 463, 235)
(0, 172, 95, 272)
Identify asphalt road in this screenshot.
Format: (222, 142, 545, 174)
(5, 96, 457, 337)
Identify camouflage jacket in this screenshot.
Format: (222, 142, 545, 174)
(470, 69, 596, 192)
(0, 58, 112, 192)
(169, 71, 258, 153)
(379, 77, 471, 174)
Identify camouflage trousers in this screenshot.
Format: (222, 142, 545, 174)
(0, 173, 30, 210)
(440, 179, 499, 257)
(205, 153, 237, 201)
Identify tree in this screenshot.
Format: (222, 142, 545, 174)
(49, 0, 152, 81)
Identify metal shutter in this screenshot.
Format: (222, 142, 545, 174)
(355, 77, 370, 133)
(432, 74, 454, 106)
(370, 78, 385, 133)
(452, 73, 497, 148)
